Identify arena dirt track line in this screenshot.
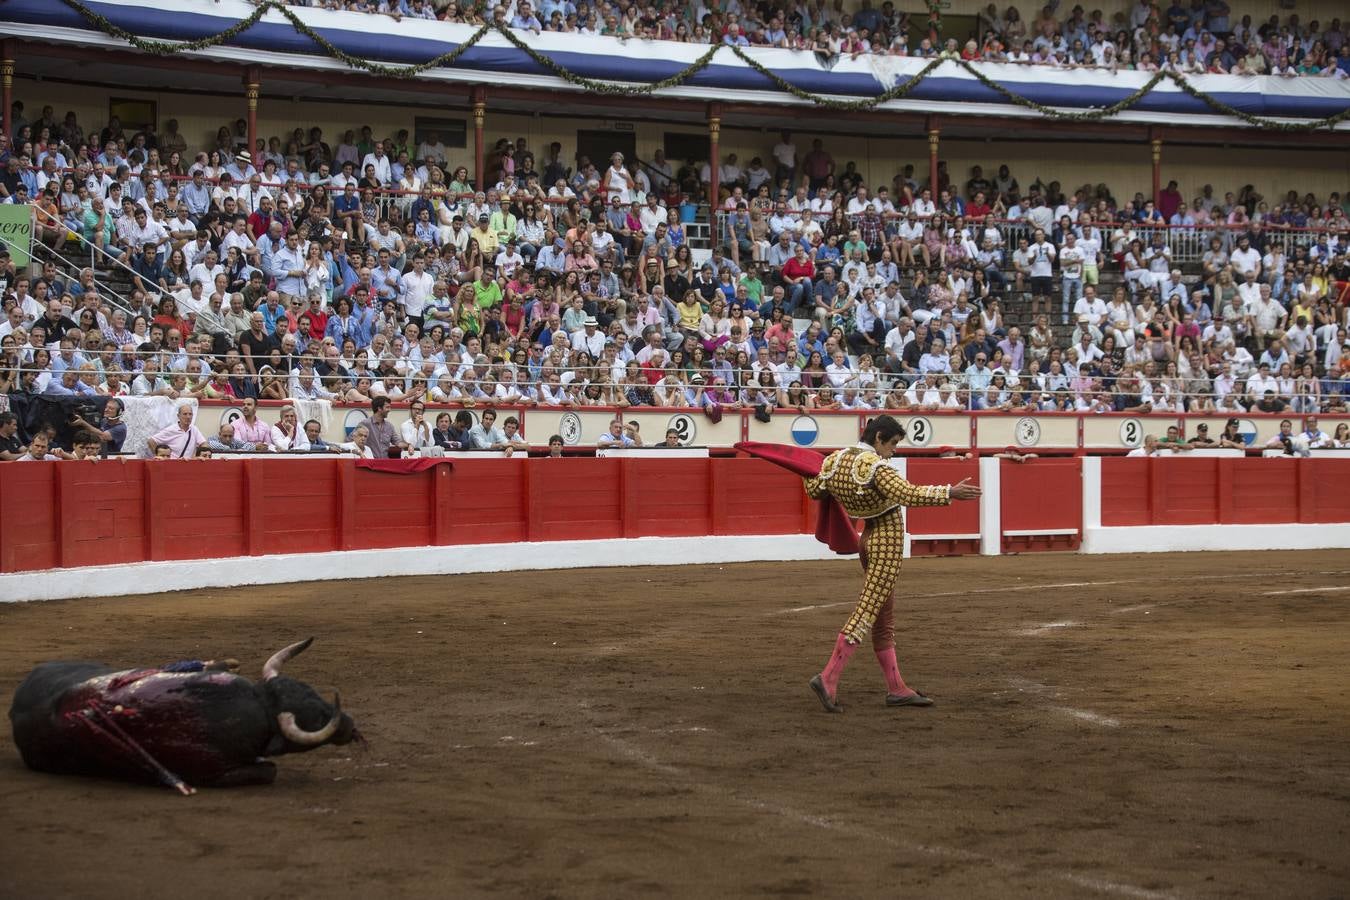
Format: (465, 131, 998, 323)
(1, 550, 1348, 899)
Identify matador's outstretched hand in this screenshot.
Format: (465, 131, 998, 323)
(951, 478, 982, 501)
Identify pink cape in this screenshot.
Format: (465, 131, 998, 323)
(734, 442, 861, 555)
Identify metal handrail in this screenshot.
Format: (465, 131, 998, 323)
(712, 208, 1343, 266)
(26, 204, 141, 317)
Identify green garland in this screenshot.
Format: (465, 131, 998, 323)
(955, 60, 1170, 122)
(952, 60, 1350, 132)
(494, 25, 723, 95)
(730, 50, 944, 111)
(1162, 69, 1350, 132)
(54, 0, 1350, 130)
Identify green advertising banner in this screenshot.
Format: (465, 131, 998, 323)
(0, 203, 33, 268)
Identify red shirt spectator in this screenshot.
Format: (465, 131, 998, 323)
(782, 254, 815, 285)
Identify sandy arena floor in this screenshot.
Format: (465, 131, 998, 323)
(1, 550, 1348, 899)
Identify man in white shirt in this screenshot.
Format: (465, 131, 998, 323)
(910, 189, 936, 218)
(1026, 197, 1054, 234)
(1073, 284, 1108, 327)
(1126, 435, 1166, 457)
(895, 212, 925, 268)
(1247, 284, 1287, 351)
(361, 142, 393, 185)
(882, 319, 913, 374)
(918, 338, 951, 375)
(846, 187, 877, 216)
(570, 316, 605, 358)
(494, 241, 525, 279)
(1202, 314, 1234, 349)
(903, 372, 942, 409)
(1236, 269, 1263, 309)
(121, 206, 166, 258)
(639, 195, 666, 236)
(416, 132, 448, 167)
(1229, 235, 1261, 278)
(399, 255, 434, 326)
(1058, 233, 1085, 325)
(1027, 229, 1057, 322)
(824, 350, 855, 388)
(188, 248, 224, 289)
(808, 185, 834, 216)
(220, 216, 260, 268)
(718, 154, 743, 190)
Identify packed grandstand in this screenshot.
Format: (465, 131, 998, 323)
(0, 0, 1348, 460)
(266, 0, 1347, 77)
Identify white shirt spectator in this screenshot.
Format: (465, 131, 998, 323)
(639, 203, 666, 236)
(1059, 243, 1085, 279)
(1074, 296, 1108, 326)
(570, 327, 605, 358)
(399, 269, 434, 318)
(189, 261, 224, 288)
(825, 360, 855, 388)
(361, 151, 392, 185)
(1027, 239, 1056, 277)
(1230, 246, 1261, 276)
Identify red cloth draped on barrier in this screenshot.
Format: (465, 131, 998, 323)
(354, 458, 454, 474)
(734, 441, 860, 555)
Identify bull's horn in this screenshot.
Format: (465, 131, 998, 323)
(276, 693, 342, 747)
(261, 637, 314, 681)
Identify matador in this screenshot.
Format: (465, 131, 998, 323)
(801, 416, 982, 712)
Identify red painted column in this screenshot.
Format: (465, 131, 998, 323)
(244, 67, 261, 165)
(472, 85, 486, 192)
(707, 103, 721, 210)
(1, 41, 14, 143)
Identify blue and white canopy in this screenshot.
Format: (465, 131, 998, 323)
(5, 0, 1349, 129)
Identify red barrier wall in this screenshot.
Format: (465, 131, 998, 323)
(906, 459, 982, 556)
(1001, 458, 1083, 552)
(3, 457, 1347, 576)
(1099, 458, 1350, 527)
(0, 457, 818, 574)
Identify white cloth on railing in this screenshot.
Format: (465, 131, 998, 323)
(289, 397, 333, 433)
(123, 396, 198, 457)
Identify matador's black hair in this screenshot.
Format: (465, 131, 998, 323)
(862, 415, 907, 446)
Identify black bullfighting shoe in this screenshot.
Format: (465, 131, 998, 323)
(809, 674, 844, 713)
(885, 691, 934, 708)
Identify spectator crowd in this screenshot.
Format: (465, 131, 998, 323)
(1, 91, 1348, 460)
(274, 0, 1350, 77)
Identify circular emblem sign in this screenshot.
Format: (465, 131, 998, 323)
(559, 412, 583, 446)
(343, 409, 367, 438)
(1119, 417, 1143, 448)
(220, 406, 243, 429)
(666, 414, 697, 446)
(1236, 418, 1258, 446)
(905, 416, 933, 448)
(790, 415, 819, 447)
(1015, 416, 1042, 448)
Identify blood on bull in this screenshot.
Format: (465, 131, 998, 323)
(8, 638, 359, 794)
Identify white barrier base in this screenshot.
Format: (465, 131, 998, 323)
(0, 535, 843, 604)
(1081, 523, 1350, 555)
(7, 524, 1350, 603)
